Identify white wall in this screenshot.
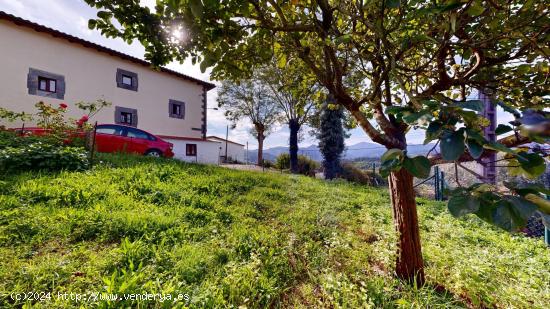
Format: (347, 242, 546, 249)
(222, 142, 245, 162)
(207, 137, 245, 162)
(166, 139, 221, 165)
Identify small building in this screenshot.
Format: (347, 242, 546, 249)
(207, 136, 246, 163)
(0, 11, 222, 164)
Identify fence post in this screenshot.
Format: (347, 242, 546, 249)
(440, 171, 446, 200)
(89, 122, 97, 166)
(434, 166, 440, 201)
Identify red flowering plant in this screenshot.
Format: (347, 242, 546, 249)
(33, 99, 111, 145)
(75, 98, 110, 129)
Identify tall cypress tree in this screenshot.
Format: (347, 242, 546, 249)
(318, 97, 345, 180)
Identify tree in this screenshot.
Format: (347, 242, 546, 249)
(258, 62, 317, 173)
(318, 97, 346, 180)
(85, 0, 549, 285)
(217, 78, 279, 165)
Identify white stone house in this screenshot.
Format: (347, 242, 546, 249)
(0, 11, 224, 164)
(207, 136, 246, 163)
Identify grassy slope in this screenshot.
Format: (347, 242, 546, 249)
(0, 154, 549, 308)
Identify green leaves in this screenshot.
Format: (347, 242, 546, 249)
(188, 0, 203, 18)
(495, 124, 513, 135)
(466, 3, 484, 16)
(440, 129, 465, 161)
(402, 111, 430, 124)
(454, 100, 484, 112)
(380, 150, 431, 179)
(379, 149, 404, 178)
(492, 197, 537, 232)
(447, 186, 540, 232)
(424, 121, 443, 144)
(402, 156, 431, 179)
(515, 151, 546, 178)
(466, 139, 483, 159)
(385, 0, 400, 8)
(448, 193, 480, 217)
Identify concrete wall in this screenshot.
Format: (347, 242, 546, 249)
(0, 19, 206, 139)
(208, 137, 245, 162)
(166, 139, 221, 165)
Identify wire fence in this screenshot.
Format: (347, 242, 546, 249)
(349, 159, 550, 243)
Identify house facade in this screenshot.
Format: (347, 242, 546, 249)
(0, 11, 222, 164)
(207, 136, 246, 163)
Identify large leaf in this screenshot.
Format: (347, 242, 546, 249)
(403, 156, 431, 179)
(495, 124, 513, 135)
(515, 152, 546, 178)
(524, 194, 550, 215)
(484, 141, 514, 154)
(189, 0, 203, 18)
(440, 130, 465, 161)
(455, 100, 484, 112)
(493, 197, 537, 231)
(466, 139, 483, 159)
(402, 111, 429, 124)
(504, 181, 550, 196)
(424, 121, 442, 144)
(380, 149, 404, 178)
(448, 194, 480, 217)
(385, 0, 400, 8)
(381, 148, 403, 162)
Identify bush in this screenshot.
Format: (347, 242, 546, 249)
(0, 130, 60, 150)
(261, 159, 274, 169)
(339, 162, 385, 185)
(274, 153, 319, 176)
(0, 142, 89, 173)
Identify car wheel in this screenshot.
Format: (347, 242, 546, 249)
(145, 149, 162, 157)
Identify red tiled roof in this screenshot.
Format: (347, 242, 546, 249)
(0, 11, 215, 91)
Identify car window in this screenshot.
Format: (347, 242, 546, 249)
(126, 128, 150, 140)
(96, 125, 123, 136)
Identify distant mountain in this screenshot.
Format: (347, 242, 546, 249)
(245, 142, 437, 163)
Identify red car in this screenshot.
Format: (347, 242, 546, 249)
(14, 124, 174, 158)
(93, 124, 174, 158)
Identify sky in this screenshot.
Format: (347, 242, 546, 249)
(0, 0, 514, 149)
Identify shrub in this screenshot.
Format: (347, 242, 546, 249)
(339, 162, 385, 185)
(0, 142, 89, 173)
(0, 130, 61, 150)
(261, 159, 274, 169)
(274, 153, 319, 175)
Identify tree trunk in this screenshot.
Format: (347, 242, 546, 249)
(257, 132, 264, 166)
(388, 168, 425, 285)
(289, 119, 300, 173)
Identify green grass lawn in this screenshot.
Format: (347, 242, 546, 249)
(1, 154, 549, 308)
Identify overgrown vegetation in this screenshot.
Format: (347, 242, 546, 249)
(1, 154, 548, 308)
(340, 162, 385, 186)
(274, 153, 319, 176)
(0, 100, 110, 174)
(0, 140, 89, 173)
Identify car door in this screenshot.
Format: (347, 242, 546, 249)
(124, 127, 151, 154)
(94, 125, 125, 153)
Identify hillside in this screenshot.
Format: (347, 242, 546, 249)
(1, 154, 549, 308)
(247, 142, 437, 163)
